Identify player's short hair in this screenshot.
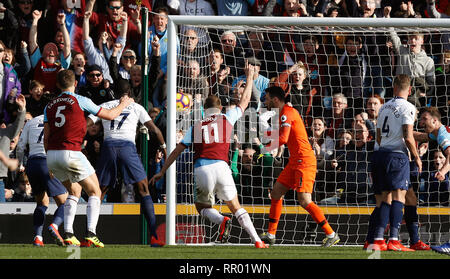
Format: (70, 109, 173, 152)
(420, 106, 442, 121)
(204, 94, 222, 110)
(393, 74, 411, 91)
(265, 86, 286, 102)
(56, 69, 76, 90)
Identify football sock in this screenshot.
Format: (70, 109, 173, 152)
(52, 204, 64, 228)
(64, 195, 79, 235)
(33, 205, 48, 237)
(366, 206, 380, 243)
(235, 208, 261, 243)
(374, 202, 390, 240)
(389, 200, 404, 240)
(268, 198, 283, 235)
(87, 195, 100, 235)
(200, 207, 224, 225)
(304, 202, 334, 236)
(404, 205, 420, 244)
(141, 195, 157, 239)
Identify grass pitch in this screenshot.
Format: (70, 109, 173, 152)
(0, 244, 448, 259)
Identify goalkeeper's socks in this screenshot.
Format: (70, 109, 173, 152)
(200, 207, 224, 225)
(304, 202, 334, 235)
(87, 195, 101, 235)
(268, 198, 283, 235)
(52, 204, 64, 228)
(374, 202, 390, 240)
(404, 205, 420, 244)
(64, 195, 79, 234)
(33, 205, 48, 237)
(366, 206, 380, 243)
(141, 195, 158, 237)
(389, 200, 404, 240)
(235, 208, 261, 243)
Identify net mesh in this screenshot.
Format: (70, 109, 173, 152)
(170, 21, 450, 245)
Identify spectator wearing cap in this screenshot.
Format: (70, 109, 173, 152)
(29, 9, 71, 95)
(78, 64, 116, 105)
(109, 46, 137, 86)
(231, 56, 269, 110)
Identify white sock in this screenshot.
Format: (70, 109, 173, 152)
(87, 196, 101, 235)
(64, 195, 79, 234)
(327, 232, 336, 238)
(235, 208, 261, 243)
(200, 208, 224, 225)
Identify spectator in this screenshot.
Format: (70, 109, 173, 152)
(70, 52, 87, 89)
(109, 44, 137, 85)
(3, 41, 31, 84)
(0, 2, 19, 50)
(25, 80, 51, 118)
(215, 0, 250, 16)
(385, 6, 436, 108)
(324, 93, 353, 139)
(420, 150, 450, 206)
(426, 0, 450, 53)
(219, 30, 246, 78)
(87, 0, 140, 52)
(435, 49, 450, 124)
(82, 10, 127, 84)
(207, 48, 232, 103)
(149, 147, 166, 203)
(82, 120, 103, 168)
(129, 64, 143, 104)
(391, 0, 420, 18)
(245, 31, 278, 79)
(333, 122, 374, 204)
(345, 0, 386, 18)
(29, 10, 71, 95)
(365, 94, 383, 127)
(78, 64, 116, 105)
(11, 172, 34, 202)
(305, 0, 328, 17)
(179, 28, 210, 70)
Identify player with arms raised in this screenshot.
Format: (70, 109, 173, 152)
(259, 86, 339, 247)
(414, 106, 450, 255)
(44, 70, 133, 247)
(88, 87, 166, 247)
(371, 74, 421, 251)
(150, 62, 268, 248)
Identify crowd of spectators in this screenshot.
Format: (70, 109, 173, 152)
(0, 0, 449, 206)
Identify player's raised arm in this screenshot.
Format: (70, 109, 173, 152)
(96, 95, 134, 120)
(237, 60, 255, 112)
(403, 124, 422, 173)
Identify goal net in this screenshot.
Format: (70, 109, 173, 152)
(165, 16, 450, 246)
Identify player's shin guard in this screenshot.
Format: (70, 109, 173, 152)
(305, 202, 334, 236)
(33, 205, 48, 237)
(235, 208, 261, 243)
(268, 198, 283, 235)
(404, 205, 419, 244)
(200, 207, 224, 225)
(374, 202, 390, 240)
(141, 195, 157, 238)
(64, 195, 79, 234)
(389, 200, 404, 240)
(366, 207, 380, 243)
(87, 196, 101, 235)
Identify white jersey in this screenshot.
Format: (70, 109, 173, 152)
(376, 97, 416, 154)
(89, 101, 151, 144)
(17, 115, 46, 162)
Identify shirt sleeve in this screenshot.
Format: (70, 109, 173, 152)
(224, 106, 243, 126)
(180, 126, 193, 147)
(438, 128, 450, 151)
(75, 94, 102, 115)
(402, 104, 416, 125)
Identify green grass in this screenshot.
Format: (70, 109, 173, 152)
(0, 244, 448, 259)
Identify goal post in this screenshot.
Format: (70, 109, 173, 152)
(165, 16, 450, 246)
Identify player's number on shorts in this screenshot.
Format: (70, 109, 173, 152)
(55, 106, 66, 128)
(202, 123, 219, 144)
(382, 116, 390, 137)
(110, 113, 130, 130)
(37, 123, 45, 143)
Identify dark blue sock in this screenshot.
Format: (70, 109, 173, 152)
(33, 205, 48, 236)
(389, 200, 404, 240)
(141, 195, 157, 239)
(52, 204, 64, 227)
(374, 202, 390, 240)
(404, 205, 419, 244)
(366, 207, 380, 243)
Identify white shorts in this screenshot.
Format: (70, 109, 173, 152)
(46, 150, 95, 184)
(194, 161, 237, 205)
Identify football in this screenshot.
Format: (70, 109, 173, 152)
(176, 92, 191, 111)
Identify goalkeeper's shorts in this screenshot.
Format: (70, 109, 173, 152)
(276, 161, 317, 193)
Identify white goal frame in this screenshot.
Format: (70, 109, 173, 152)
(165, 15, 450, 246)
